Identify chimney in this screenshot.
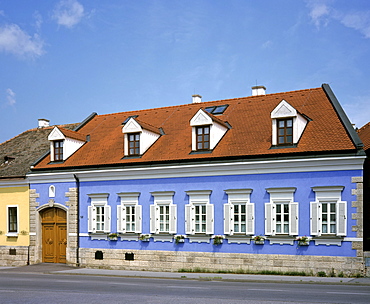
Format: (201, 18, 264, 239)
(192, 94, 202, 103)
(38, 118, 50, 128)
(251, 85, 266, 96)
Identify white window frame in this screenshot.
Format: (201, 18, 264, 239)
(190, 109, 228, 151)
(150, 191, 176, 234)
(185, 190, 213, 235)
(87, 193, 111, 234)
(310, 186, 346, 237)
(224, 189, 254, 236)
(265, 187, 298, 236)
(49, 185, 56, 198)
(117, 192, 142, 234)
(271, 100, 308, 146)
(6, 205, 19, 237)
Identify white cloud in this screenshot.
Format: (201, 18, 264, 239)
(33, 11, 43, 31)
(53, 0, 84, 29)
(306, 1, 370, 39)
(0, 24, 45, 58)
(339, 11, 370, 39)
(306, 0, 331, 28)
(6, 89, 16, 106)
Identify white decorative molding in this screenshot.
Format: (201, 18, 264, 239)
(268, 237, 295, 245)
(152, 235, 174, 242)
(226, 237, 251, 244)
(27, 155, 365, 183)
(313, 238, 343, 246)
(187, 236, 211, 243)
(120, 234, 139, 241)
(90, 234, 108, 240)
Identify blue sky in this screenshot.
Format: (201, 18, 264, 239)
(1, 0, 370, 143)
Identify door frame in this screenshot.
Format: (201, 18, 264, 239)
(36, 203, 69, 264)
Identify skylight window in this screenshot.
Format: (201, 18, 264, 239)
(205, 105, 228, 115)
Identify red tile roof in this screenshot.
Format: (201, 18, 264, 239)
(34, 86, 358, 169)
(358, 122, 370, 151)
(59, 127, 86, 142)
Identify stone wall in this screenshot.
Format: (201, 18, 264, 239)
(65, 187, 78, 266)
(78, 248, 363, 277)
(0, 246, 29, 267)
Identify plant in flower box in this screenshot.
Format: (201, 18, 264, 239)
(296, 236, 310, 246)
(174, 235, 185, 244)
(212, 235, 224, 245)
(138, 234, 151, 242)
(108, 233, 118, 241)
(252, 235, 265, 244)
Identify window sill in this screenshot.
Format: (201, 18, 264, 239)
(313, 236, 343, 246)
(6, 233, 18, 238)
(269, 144, 297, 149)
(152, 234, 174, 243)
(189, 150, 213, 155)
(119, 233, 140, 242)
(267, 236, 295, 245)
(187, 235, 212, 243)
(225, 235, 252, 244)
(89, 233, 108, 240)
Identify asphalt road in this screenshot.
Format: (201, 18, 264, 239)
(0, 271, 369, 304)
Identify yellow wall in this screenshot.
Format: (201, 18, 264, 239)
(0, 186, 29, 246)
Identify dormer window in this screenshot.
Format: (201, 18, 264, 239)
(196, 126, 210, 150)
(54, 140, 64, 160)
(48, 127, 86, 162)
(128, 133, 140, 156)
(122, 117, 161, 157)
(190, 109, 229, 152)
(271, 100, 308, 147)
(277, 118, 293, 145)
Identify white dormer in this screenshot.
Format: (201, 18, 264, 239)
(122, 118, 161, 156)
(190, 109, 228, 151)
(271, 100, 308, 146)
(48, 127, 85, 161)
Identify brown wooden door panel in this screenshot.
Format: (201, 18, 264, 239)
(41, 208, 67, 263)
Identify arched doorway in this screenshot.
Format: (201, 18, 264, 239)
(41, 207, 67, 263)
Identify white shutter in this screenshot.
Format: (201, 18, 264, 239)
(88, 206, 95, 232)
(246, 203, 255, 235)
(135, 205, 142, 233)
(104, 205, 111, 233)
(185, 204, 192, 234)
(265, 203, 274, 235)
(117, 205, 122, 233)
(289, 202, 299, 236)
(169, 204, 177, 234)
(337, 201, 347, 236)
(224, 204, 232, 235)
(206, 204, 214, 235)
(121, 206, 127, 233)
(150, 205, 157, 234)
(310, 202, 320, 236)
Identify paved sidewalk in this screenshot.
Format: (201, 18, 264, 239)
(1, 263, 369, 285)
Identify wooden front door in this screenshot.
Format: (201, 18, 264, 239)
(41, 208, 67, 263)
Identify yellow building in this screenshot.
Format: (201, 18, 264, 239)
(0, 119, 79, 266)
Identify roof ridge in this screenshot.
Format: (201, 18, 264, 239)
(93, 87, 323, 119)
(0, 123, 78, 147)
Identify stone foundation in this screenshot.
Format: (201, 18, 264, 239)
(0, 246, 29, 267)
(78, 248, 363, 277)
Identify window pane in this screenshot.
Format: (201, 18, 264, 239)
(279, 121, 285, 127)
(287, 120, 293, 127)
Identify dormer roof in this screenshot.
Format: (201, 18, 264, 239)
(32, 84, 362, 170)
(48, 127, 86, 142)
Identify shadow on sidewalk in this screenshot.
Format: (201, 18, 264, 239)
(0, 263, 78, 273)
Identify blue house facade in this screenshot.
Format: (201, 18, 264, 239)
(28, 84, 366, 276)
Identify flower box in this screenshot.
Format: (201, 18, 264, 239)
(252, 235, 265, 244)
(174, 235, 185, 244)
(212, 235, 224, 245)
(108, 233, 118, 241)
(296, 236, 310, 246)
(139, 234, 151, 242)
